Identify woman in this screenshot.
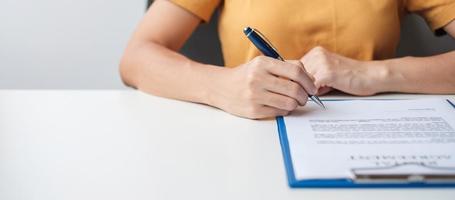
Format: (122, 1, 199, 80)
(120, 0, 455, 119)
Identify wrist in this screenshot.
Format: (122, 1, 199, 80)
(180, 61, 229, 107)
(203, 65, 233, 108)
(371, 58, 413, 94)
(362, 60, 395, 94)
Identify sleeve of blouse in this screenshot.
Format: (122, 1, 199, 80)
(169, 0, 221, 22)
(405, 0, 455, 32)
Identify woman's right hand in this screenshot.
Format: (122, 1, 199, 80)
(210, 56, 317, 119)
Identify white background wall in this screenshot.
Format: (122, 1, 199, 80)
(0, 0, 146, 89)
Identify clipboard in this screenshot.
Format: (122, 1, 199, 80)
(276, 99, 455, 188)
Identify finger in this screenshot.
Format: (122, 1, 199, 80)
(263, 76, 308, 106)
(254, 106, 290, 119)
(297, 60, 316, 82)
(265, 61, 317, 95)
(317, 86, 333, 96)
(286, 60, 316, 82)
(314, 73, 334, 89)
(257, 91, 299, 111)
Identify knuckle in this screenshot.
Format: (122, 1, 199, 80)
(247, 64, 259, 75)
(312, 46, 328, 57)
(246, 72, 261, 88)
(252, 56, 266, 66)
(245, 75, 254, 87)
(247, 59, 261, 73)
(284, 99, 298, 111)
(305, 46, 325, 59)
(251, 56, 261, 64)
(313, 46, 326, 52)
(289, 83, 301, 97)
(289, 65, 303, 78)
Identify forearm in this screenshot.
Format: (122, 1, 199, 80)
(120, 42, 228, 105)
(371, 51, 455, 94)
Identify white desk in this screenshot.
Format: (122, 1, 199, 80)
(0, 90, 454, 200)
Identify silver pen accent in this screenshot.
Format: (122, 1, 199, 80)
(310, 95, 325, 109)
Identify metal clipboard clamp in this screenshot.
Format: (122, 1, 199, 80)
(351, 163, 455, 184)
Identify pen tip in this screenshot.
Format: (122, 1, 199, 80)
(310, 96, 326, 109)
(317, 101, 326, 109)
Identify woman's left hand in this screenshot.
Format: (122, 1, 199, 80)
(300, 46, 387, 96)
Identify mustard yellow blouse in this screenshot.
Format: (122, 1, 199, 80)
(170, 0, 455, 67)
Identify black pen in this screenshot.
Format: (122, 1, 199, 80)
(243, 27, 326, 109)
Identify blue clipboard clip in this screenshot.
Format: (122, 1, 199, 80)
(352, 163, 455, 184)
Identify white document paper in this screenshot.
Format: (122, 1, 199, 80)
(284, 98, 455, 180)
